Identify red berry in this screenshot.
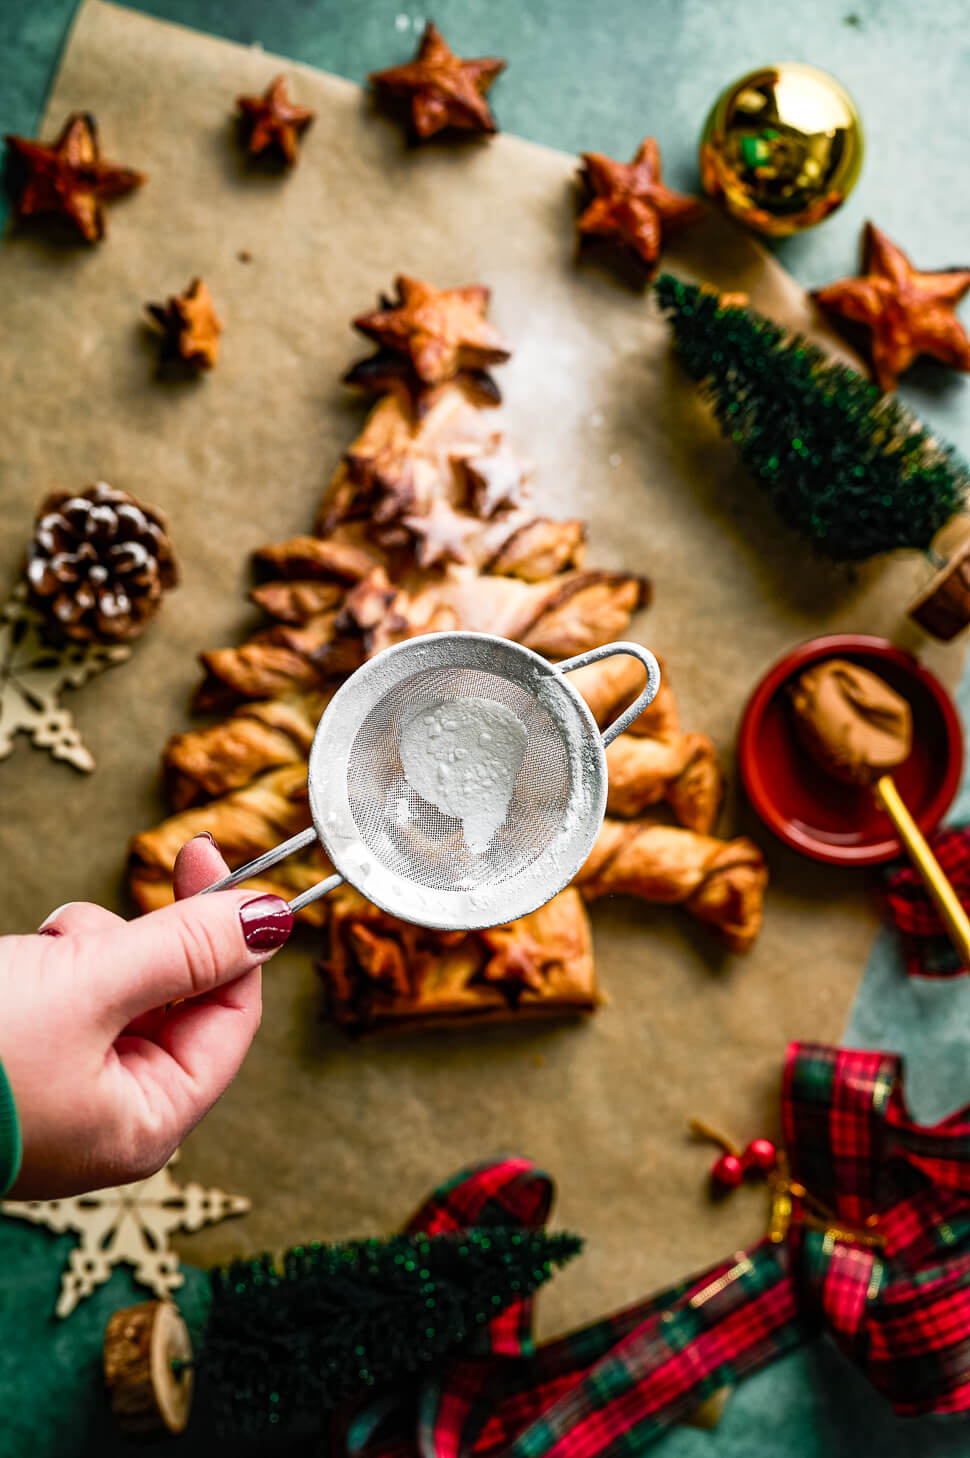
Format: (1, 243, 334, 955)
(710, 1152, 744, 1190)
(743, 1138, 777, 1174)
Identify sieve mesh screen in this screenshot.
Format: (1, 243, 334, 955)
(346, 665, 572, 893)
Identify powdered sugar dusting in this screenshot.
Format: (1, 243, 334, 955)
(399, 697, 528, 854)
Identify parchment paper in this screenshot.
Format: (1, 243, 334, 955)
(0, 0, 964, 1339)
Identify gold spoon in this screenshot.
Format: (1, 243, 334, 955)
(790, 658, 970, 966)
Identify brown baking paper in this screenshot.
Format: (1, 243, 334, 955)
(0, 0, 964, 1339)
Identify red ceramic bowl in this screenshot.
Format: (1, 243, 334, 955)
(738, 635, 964, 865)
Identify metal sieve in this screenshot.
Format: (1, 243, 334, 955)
(203, 631, 659, 931)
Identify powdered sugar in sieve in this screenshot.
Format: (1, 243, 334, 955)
(201, 632, 660, 931)
(398, 696, 529, 855)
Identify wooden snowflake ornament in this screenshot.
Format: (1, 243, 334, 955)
(2, 1152, 249, 1317)
(0, 585, 129, 772)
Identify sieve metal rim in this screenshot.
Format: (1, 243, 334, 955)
(201, 634, 660, 931)
(306, 631, 608, 931)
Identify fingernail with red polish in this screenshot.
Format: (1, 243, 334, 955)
(240, 895, 293, 952)
(38, 926, 64, 938)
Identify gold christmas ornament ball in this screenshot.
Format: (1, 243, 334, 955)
(700, 64, 864, 237)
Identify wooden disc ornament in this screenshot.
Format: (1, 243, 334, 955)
(103, 1300, 194, 1435)
(699, 64, 864, 236)
(910, 521, 970, 641)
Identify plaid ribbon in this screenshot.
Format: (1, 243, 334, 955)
(887, 825, 970, 978)
(343, 1044, 970, 1458)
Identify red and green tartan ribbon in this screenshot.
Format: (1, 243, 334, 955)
(344, 1041, 970, 1458)
(887, 825, 970, 978)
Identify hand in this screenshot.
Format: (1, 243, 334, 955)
(0, 834, 292, 1198)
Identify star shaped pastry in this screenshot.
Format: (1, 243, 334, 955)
(459, 435, 532, 517)
(146, 277, 223, 371)
(812, 222, 970, 393)
(236, 75, 315, 166)
(343, 347, 503, 416)
(355, 443, 425, 522)
(370, 21, 505, 140)
(4, 112, 144, 243)
(402, 497, 473, 567)
(354, 275, 510, 387)
(478, 927, 547, 995)
(336, 568, 399, 634)
(576, 137, 705, 274)
(348, 924, 412, 998)
(342, 390, 442, 524)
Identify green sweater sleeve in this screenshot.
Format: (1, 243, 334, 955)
(0, 1055, 22, 1196)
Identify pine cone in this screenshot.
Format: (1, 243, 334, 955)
(25, 482, 178, 642)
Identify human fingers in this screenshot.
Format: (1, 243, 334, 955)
(112, 963, 262, 1141)
(173, 832, 231, 901)
(94, 889, 291, 1028)
(37, 901, 125, 937)
(126, 835, 230, 1041)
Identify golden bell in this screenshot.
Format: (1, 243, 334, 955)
(700, 64, 864, 237)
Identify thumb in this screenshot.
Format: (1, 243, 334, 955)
(94, 891, 293, 1027)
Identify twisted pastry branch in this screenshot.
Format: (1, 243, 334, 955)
(604, 733, 721, 832)
(163, 644, 716, 828)
(130, 776, 765, 954)
(128, 765, 329, 924)
(193, 566, 647, 714)
(164, 691, 330, 809)
(575, 819, 767, 953)
(569, 656, 722, 832)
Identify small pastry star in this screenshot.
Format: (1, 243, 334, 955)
(349, 442, 426, 523)
(459, 434, 531, 517)
(344, 347, 503, 416)
(354, 275, 510, 386)
(236, 75, 315, 166)
(146, 277, 223, 371)
(336, 568, 398, 634)
(343, 396, 441, 524)
(370, 21, 505, 140)
(4, 112, 144, 243)
(813, 222, 970, 393)
(478, 927, 547, 995)
(348, 924, 412, 997)
(402, 497, 473, 567)
(577, 137, 705, 274)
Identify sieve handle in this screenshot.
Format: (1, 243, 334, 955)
(557, 642, 661, 748)
(199, 825, 345, 913)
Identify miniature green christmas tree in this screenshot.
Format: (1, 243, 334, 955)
(202, 1225, 581, 1440)
(654, 274, 969, 562)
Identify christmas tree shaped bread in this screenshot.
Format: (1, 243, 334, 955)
(128, 277, 767, 1034)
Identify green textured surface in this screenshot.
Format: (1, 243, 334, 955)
(1, 2, 969, 1454)
(0, 1055, 22, 1196)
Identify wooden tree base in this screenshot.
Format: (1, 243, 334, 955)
(104, 1300, 194, 1436)
(910, 520, 970, 641)
(100, 1299, 729, 1440)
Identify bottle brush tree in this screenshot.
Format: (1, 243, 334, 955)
(201, 1225, 581, 1441)
(653, 274, 969, 562)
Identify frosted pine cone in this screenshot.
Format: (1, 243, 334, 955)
(26, 482, 178, 642)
